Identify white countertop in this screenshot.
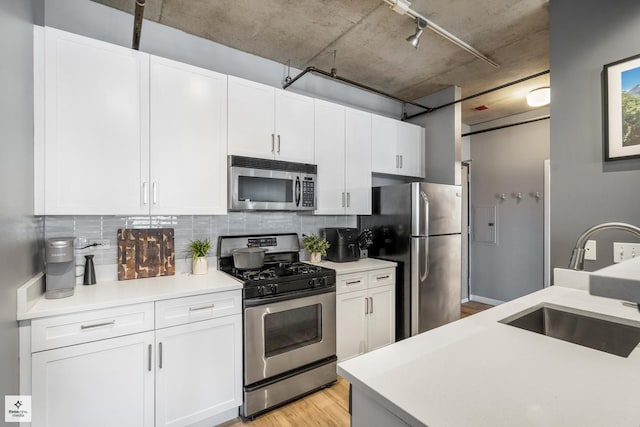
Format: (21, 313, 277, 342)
(315, 258, 397, 274)
(338, 286, 640, 427)
(17, 270, 243, 321)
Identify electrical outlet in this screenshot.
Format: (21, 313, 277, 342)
(613, 242, 640, 263)
(89, 239, 111, 250)
(584, 239, 596, 261)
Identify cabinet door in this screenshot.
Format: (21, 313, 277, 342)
(275, 89, 315, 163)
(44, 27, 149, 215)
(155, 315, 242, 427)
(345, 107, 372, 215)
(314, 99, 345, 215)
(228, 75, 276, 159)
(371, 114, 398, 175)
(149, 56, 227, 215)
(367, 284, 396, 352)
(32, 331, 155, 427)
(397, 121, 425, 178)
(336, 290, 368, 362)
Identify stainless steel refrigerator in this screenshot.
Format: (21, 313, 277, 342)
(359, 182, 461, 340)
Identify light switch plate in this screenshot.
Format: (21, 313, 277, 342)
(584, 240, 596, 261)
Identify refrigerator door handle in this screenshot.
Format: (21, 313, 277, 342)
(411, 237, 429, 336)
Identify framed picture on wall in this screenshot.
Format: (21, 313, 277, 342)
(603, 53, 640, 160)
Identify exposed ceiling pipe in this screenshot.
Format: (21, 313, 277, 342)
(282, 66, 434, 112)
(383, 0, 500, 69)
(132, 0, 145, 50)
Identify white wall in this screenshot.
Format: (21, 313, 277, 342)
(0, 0, 42, 404)
(469, 110, 549, 302)
(550, 0, 640, 271)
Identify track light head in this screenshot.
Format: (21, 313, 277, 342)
(406, 18, 426, 49)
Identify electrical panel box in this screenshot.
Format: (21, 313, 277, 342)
(474, 205, 497, 244)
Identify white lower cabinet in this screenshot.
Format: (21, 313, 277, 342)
(155, 315, 242, 427)
(336, 268, 395, 362)
(32, 331, 155, 427)
(30, 292, 242, 427)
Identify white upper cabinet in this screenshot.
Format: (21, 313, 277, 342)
(345, 107, 372, 215)
(43, 27, 150, 215)
(314, 99, 346, 215)
(371, 114, 425, 178)
(228, 76, 314, 164)
(149, 56, 227, 215)
(40, 28, 228, 215)
(314, 101, 372, 215)
(274, 89, 315, 163)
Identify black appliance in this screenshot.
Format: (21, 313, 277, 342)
(323, 227, 360, 262)
(217, 233, 337, 420)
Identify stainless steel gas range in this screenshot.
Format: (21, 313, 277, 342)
(217, 233, 337, 420)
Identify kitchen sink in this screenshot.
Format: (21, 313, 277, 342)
(500, 304, 640, 357)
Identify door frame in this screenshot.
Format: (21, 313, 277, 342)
(461, 161, 471, 302)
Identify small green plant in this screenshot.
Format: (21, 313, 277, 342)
(187, 239, 211, 259)
(302, 234, 330, 256)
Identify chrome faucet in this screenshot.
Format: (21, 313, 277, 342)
(568, 222, 640, 270)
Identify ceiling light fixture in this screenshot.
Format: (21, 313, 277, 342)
(384, 0, 499, 68)
(526, 87, 551, 107)
(406, 18, 426, 48)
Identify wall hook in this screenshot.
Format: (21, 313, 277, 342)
(532, 191, 542, 201)
(497, 193, 507, 200)
(514, 192, 523, 200)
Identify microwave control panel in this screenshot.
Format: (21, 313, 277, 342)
(302, 179, 315, 208)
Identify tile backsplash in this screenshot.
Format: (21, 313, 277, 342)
(45, 213, 357, 265)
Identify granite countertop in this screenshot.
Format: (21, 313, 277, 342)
(17, 270, 243, 321)
(338, 285, 640, 426)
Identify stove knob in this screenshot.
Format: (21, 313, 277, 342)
(318, 276, 327, 286)
(308, 278, 317, 288)
(270, 284, 278, 294)
(257, 286, 265, 296)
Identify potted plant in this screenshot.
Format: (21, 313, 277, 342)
(302, 234, 330, 263)
(187, 239, 211, 275)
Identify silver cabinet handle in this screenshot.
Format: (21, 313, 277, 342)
(342, 192, 345, 207)
(400, 155, 403, 168)
(142, 182, 149, 205)
(365, 297, 369, 315)
(271, 134, 275, 153)
(147, 344, 152, 372)
(189, 304, 215, 312)
(81, 320, 115, 330)
(277, 134, 281, 153)
(369, 297, 373, 314)
(152, 182, 158, 204)
(376, 275, 390, 280)
(346, 280, 361, 285)
(395, 155, 399, 168)
(159, 342, 163, 369)
(347, 192, 351, 207)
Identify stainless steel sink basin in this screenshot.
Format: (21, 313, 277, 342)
(500, 304, 640, 357)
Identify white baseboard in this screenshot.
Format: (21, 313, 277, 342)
(470, 294, 505, 306)
(461, 298, 470, 303)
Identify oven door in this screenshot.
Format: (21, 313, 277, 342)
(229, 166, 310, 211)
(244, 288, 336, 385)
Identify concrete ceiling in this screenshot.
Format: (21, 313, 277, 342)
(93, 0, 549, 125)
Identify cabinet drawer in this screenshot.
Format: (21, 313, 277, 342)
(31, 302, 154, 352)
(155, 290, 241, 329)
(368, 268, 395, 289)
(336, 272, 368, 294)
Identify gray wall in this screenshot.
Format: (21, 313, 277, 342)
(408, 86, 462, 185)
(470, 111, 549, 302)
(43, 0, 402, 119)
(0, 0, 42, 412)
(550, 0, 640, 271)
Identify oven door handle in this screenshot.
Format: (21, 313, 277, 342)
(295, 176, 301, 207)
(244, 284, 336, 307)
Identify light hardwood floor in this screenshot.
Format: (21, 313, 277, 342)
(221, 302, 493, 427)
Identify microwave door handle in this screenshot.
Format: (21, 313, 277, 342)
(295, 177, 301, 207)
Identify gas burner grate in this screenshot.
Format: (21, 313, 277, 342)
(286, 263, 322, 274)
(241, 268, 277, 281)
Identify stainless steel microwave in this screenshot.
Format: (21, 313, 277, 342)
(228, 156, 317, 211)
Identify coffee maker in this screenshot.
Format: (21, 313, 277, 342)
(323, 228, 360, 262)
(45, 237, 75, 299)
